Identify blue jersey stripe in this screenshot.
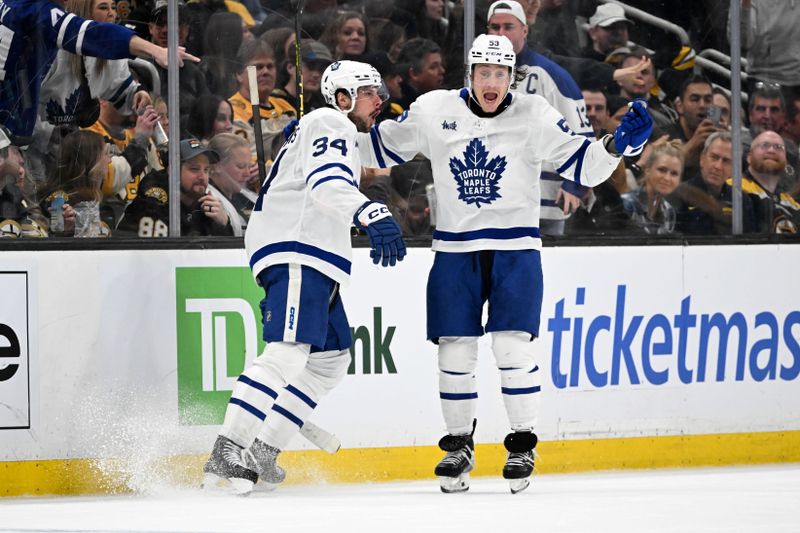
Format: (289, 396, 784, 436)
(311, 175, 357, 190)
(250, 241, 352, 275)
(440, 392, 479, 400)
(254, 144, 288, 211)
(286, 384, 317, 409)
(556, 139, 591, 180)
(237, 375, 278, 399)
(229, 397, 267, 420)
(369, 127, 387, 168)
(433, 227, 540, 241)
(541, 199, 558, 207)
(501, 386, 541, 395)
(306, 162, 353, 183)
(272, 404, 304, 427)
(374, 123, 405, 165)
(109, 75, 134, 105)
(441, 370, 471, 375)
(572, 141, 590, 185)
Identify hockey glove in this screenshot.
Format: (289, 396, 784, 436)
(613, 100, 653, 157)
(353, 201, 407, 267)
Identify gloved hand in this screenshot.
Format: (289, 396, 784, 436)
(283, 118, 299, 139)
(353, 201, 407, 267)
(613, 100, 653, 157)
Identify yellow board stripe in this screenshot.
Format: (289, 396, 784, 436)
(2, 431, 800, 497)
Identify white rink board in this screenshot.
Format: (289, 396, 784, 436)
(0, 244, 798, 461)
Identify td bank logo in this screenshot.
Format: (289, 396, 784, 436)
(176, 267, 397, 425)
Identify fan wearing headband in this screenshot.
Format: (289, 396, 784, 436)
(202, 60, 406, 496)
(357, 34, 653, 494)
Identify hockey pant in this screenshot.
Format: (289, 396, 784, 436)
(438, 332, 541, 435)
(221, 341, 350, 450)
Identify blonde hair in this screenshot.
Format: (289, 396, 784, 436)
(67, 0, 108, 78)
(643, 138, 685, 170)
(209, 133, 250, 161)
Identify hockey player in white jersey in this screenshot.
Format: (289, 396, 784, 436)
(203, 60, 407, 495)
(359, 34, 652, 494)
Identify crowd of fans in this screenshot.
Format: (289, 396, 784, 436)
(1, 0, 799, 240)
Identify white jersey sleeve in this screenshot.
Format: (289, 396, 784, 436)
(358, 101, 426, 169)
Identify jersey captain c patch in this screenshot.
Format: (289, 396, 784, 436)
(449, 138, 506, 208)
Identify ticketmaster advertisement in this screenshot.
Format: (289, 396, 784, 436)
(0, 245, 798, 461)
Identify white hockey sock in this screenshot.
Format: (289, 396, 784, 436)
(493, 331, 541, 430)
(258, 349, 349, 450)
(221, 342, 310, 447)
(438, 337, 479, 435)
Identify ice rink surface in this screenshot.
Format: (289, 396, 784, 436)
(1, 465, 798, 533)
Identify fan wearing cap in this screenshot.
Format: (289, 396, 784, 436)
(582, 3, 633, 63)
(116, 139, 234, 237)
(357, 33, 653, 495)
(201, 60, 406, 495)
(272, 39, 335, 115)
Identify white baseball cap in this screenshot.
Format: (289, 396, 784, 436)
(589, 3, 633, 28)
(487, 0, 527, 26)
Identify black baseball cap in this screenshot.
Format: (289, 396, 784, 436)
(180, 139, 220, 163)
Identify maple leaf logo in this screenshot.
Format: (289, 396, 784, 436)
(44, 88, 83, 126)
(449, 138, 506, 208)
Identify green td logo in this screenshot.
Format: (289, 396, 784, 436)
(176, 267, 397, 425)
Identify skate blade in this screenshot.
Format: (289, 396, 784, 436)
(439, 473, 470, 493)
(201, 473, 254, 496)
(253, 480, 279, 493)
(509, 477, 530, 494)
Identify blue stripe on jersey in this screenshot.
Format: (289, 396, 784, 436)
(272, 404, 304, 427)
(109, 75, 134, 106)
(540, 173, 562, 182)
(374, 122, 405, 165)
(517, 47, 584, 101)
(442, 370, 471, 375)
(440, 392, 479, 400)
(555, 138, 591, 185)
(229, 397, 267, 420)
(369, 128, 387, 168)
(501, 386, 541, 395)
(541, 199, 557, 207)
(306, 162, 353, 184)
(249, 241, 352, 275)
(311, 176, 357, 190)
(572, 141, 590, 185)
(237, 375, 278, 399)
(578, 131, 595, 138)
(285, 384, 317, 409)
(254, 143, 288, 211)
(433, 227, 540, 241)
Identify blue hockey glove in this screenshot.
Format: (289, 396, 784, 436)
(613, 100, 653, 157)
(353, 202, 407, 267)
(283, 118, 299, 139)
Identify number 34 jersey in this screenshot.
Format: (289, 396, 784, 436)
(246, 108, 371, 286)
(359, 89, 620, 252)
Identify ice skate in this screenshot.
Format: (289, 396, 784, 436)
(502, 431, 538, 494)
(242, 438, 286, 492)
(434, 433, 475, 493)
(202, 435, 258, 495)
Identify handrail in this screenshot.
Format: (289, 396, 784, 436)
(598, 0, 689, 46)
(695, 55, 750, 84)
(128, 58, 161, 97)
(698, 48, 749, 70)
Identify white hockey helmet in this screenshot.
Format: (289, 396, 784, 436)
(321, 60, 383, 113)
(468, 33, 516, 81)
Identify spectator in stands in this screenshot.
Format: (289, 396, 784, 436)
(372, 52, 407, 121)
(487, 0, 592, 235)
(117, 139, 233, 237)
(527, 0, 581, 57)
(209, 133, 258, 233)
(582, 89, 611, 137)
(369, 18, 407, 63)
(397, 38, 445, 108)
(621, 140, 684, 234)
(740, 130, 800, 234)
(185, 0, 256, 57)
(259, 27, 296, 68)
(662, 75, 723, 181)
(415, 0, 450, 49)
(672, 132, 756, 235)
(616, 48, 679, 132)
(147, 0, 209, 115)
(274, 40, 334, 115)
(744, 83, 798, 180)
(228, 40, 296, 162)
(319, 12, 369, 60)
(0, 134, 48, 238)
(185, 95, 235, 143)
(582, 3, 633, 63)
(712, 88, 732, 131)
(40, 131, 114, 237)
(201, 12, 246, 98)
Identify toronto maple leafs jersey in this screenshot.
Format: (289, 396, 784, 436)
(246, 108, 371, 286)
(0, 0, 135, 137)
(514, 46, 594, 222)
(360, 89, 620, 252)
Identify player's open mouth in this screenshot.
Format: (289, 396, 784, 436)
(484, 92, 498, 103)
(369, 109, 380, 121)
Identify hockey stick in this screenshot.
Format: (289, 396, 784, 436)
(294, 0, 306, 118)
(300, 421, 341, 454)
(247, 65, 268, 187)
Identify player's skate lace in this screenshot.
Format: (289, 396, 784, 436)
(505, 450, 534, 471)
(242, 438, 286, 484)
(203, 435, 258, 485)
